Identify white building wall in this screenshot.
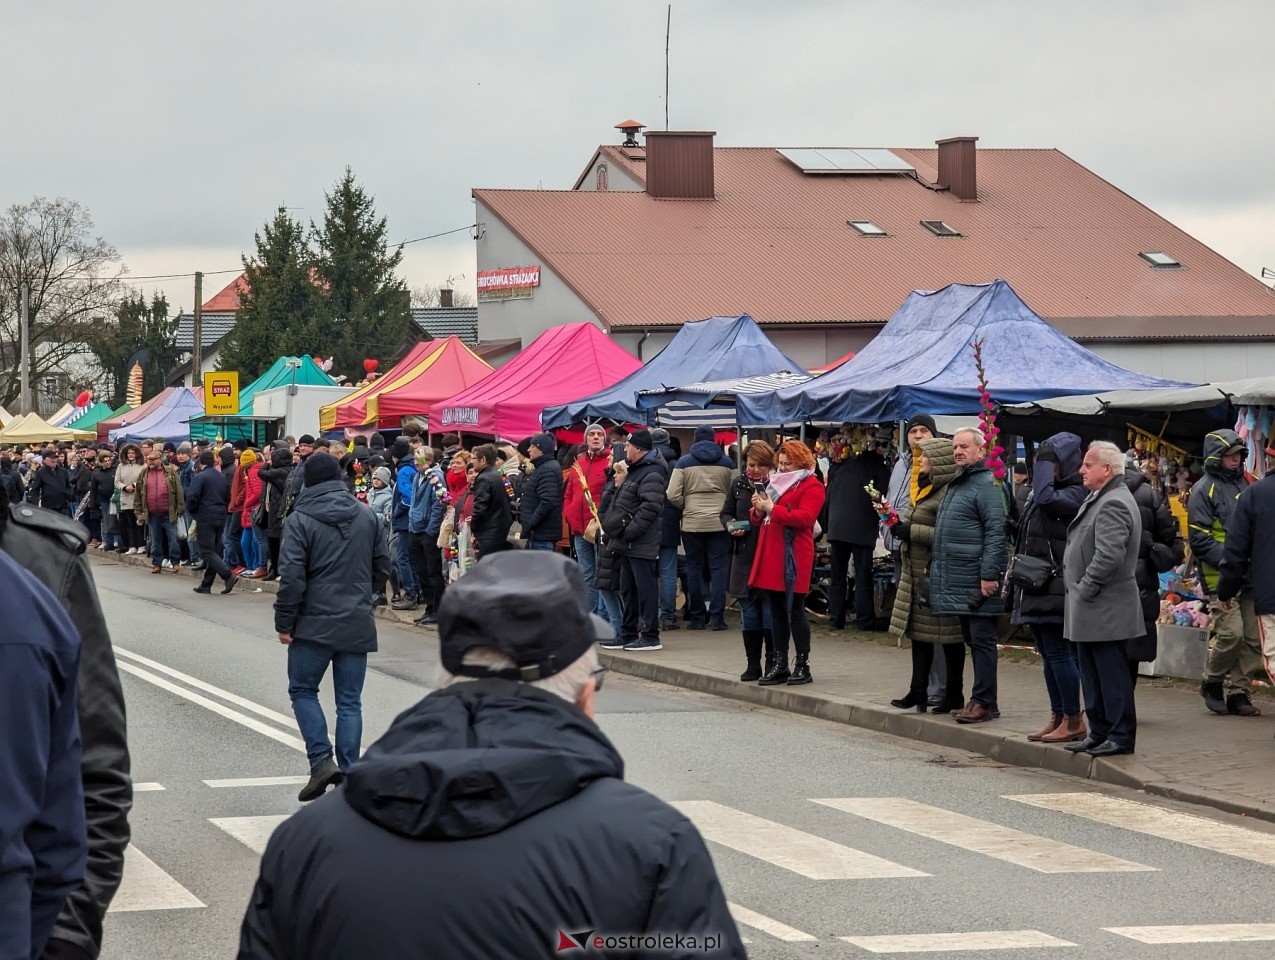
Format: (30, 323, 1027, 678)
(1083, 341, 1275, 382)
(575, 157, 643, 192)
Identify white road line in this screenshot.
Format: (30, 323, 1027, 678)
(115, 646, 297, 727)
(1105, 924, 1275, 944)
(1006, 793, 1275, 868)
(133, 782, 165, 792)
(671, 800, 928, 880)
(813, 798, 1154, 874)
(204, 776, 310, 788)
(727, 903, 816, 942)
(108, 845, 205, 913)
(210, 815, 291, 855)
(117, 661, 305, 754)
(839, 930, 1076, 953)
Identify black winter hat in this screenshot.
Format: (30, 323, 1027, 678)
(529, 432, 556, 454)
(369, 433, 386, 450)
(439, 551, 613, 681)
(627, 429, 654, 451)
(905, 414, 938, 438)
(390, 437, 412, 461)
(303, 453, 342, 486)
(298, 434, 316, 445)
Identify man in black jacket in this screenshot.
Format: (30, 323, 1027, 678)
(239, 551, 744, 960)
(274, 454, 392, 803)
(518, 432, 564, 550)
(0, 482, 132, 960)
(824, 442, 890, 631)
(1218, 441, 1275, 695)
(187, 452, 238, 595)
(28, 448, 73, 515)
(470, 444, 514, 559)
(600, 430, 666, 652)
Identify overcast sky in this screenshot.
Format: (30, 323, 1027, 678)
(4, 1, 1272, 310)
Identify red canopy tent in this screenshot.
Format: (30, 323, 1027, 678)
(324, 340, 441, 431)
(428, 324, 642, 441)
(371, 337, 493, 430)
(96, 387, 177, 442)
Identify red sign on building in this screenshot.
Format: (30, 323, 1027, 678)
(477, 265, 541, 301)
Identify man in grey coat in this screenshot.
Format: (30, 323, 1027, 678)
(1062, 440, 1143, 757)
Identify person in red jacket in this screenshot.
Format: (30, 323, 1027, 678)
(749, 440, 826, 687)
(563, 423, 611, 617)
(239, 450, 266, 578)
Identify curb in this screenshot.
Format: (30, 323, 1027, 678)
(599, 651, 1275, 826)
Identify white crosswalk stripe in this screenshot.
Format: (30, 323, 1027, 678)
(1105, 923, 1275, 944)
(727, 903, 815, 942)
(108, 845, 204, 913)
(839, 930, 1077, 953)
(204, 776, 310, 788)
(672, 800, 928, 880)
(210, 815, 291, 855)
(814, 797, 1154, 873)
(1005, 792, 1275, 868)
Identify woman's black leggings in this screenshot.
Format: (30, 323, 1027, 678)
(118, 510, 141, 551)
(763, 589, 810, 660)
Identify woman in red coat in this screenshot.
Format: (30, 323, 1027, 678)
(749, 440, 826, 686)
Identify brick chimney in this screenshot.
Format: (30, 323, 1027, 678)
(936, 136, 978, 201)
(439, 287, 453, 309)
(644, 131, 716, 199)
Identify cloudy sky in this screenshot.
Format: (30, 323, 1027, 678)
(4, 1, 1271, 310)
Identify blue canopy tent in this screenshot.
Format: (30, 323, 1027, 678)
(109, 387, 205, 446)
(541, 314, 808, 429)
(735, 280, 1196, 426)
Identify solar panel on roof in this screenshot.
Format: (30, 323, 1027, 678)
(778, 148, 916, 175)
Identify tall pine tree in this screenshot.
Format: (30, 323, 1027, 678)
(312, 168, 410, 381)
(219, 207, 326, 380)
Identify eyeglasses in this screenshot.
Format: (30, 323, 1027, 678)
(589, 666, 607, 692)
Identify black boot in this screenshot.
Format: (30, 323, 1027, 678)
(762, 629, 775, 675)
(297, 757, 343, 802)
(890, 690, 927, 712)
(1227, 691, 1261, 716)
(787, 654, 812, 685)
(740, 629, 764, 682)
(1201, 680, 1228, 715)
(758, 656, 790, 685)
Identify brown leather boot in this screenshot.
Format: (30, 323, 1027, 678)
(1040, 713, 1087, 743)
(1026, 713, 1061, 742)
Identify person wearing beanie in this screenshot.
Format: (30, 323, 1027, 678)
(257, 446, 296, 580)
(519, 434, 564, 550)
(598, 430, 665, 652)
(173, 442, 199, 567)
(188, 446, 237, 594)
(667, 425, 735, 631)
(239, 449, 269, 579)
(369, 433, 386, 452)
(388, 437, 422, 608)
(274, 443, 391, 803)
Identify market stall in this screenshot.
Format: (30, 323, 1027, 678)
(190, 356, 337, 443)
(370, 337, 493, 431)
(110, 387, 205, 446)
(0, 412, 96, 444)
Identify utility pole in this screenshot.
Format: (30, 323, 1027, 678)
(192, 271, 204, 383)
(18, 283, 30, 415)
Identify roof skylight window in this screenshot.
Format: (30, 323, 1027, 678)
(921, 220, 961, 237)
(848, 220, 888, 237)
(1139, 251, 1181, 268)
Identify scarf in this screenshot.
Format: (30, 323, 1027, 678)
(765, 468, 811, 504)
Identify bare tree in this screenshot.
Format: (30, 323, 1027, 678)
(410, 283, 475, 309)
(0, 197, 125, 408)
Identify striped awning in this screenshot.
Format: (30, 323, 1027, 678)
(637, 371, 812, 427)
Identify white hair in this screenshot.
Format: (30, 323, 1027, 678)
(952, 426, 985, 447)
(1088, 440, 1125, 471)
(441, 645, 601, 704)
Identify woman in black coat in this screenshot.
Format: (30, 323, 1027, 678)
(257, 448, 294, 580)
(595, 458, 627, 634)
(1125, 467, 1185, 685)
(91, 452, 119, 551)
(721, 440, 774, 680)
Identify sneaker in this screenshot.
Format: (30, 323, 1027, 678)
(416, 613, 439, 627)
(623, 637, 663, 652)
(191, 560, 206, 571)
(371, 592, 387, 607)
(161, 559, 174, 570)
(297, 757, 343, 803)
(599, 637, 628, 649)
(391, 596, 419, 611)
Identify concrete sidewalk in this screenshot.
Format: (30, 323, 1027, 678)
(94, 550, 1275, 823)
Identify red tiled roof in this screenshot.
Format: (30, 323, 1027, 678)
(201, 274, 249, 312)
(477, 147, 1275, 340)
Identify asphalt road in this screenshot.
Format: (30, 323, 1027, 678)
(92, 558, 1275, 959)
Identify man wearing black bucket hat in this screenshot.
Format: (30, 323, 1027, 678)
(240, 551, 743, 960)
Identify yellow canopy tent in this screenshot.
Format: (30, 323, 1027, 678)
(0, 412, 96, 444)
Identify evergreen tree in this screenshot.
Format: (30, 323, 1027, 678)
(88, 292, 177, 407)
(312, 168, 410, 381)
(219, 207, 326, 380)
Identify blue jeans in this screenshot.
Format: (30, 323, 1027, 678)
(223, 515, 243, 568)
(683, 531, 730, 625)
(1031, 622, 1081, 716)
(287, 639, 367, 771)
(147, 514, 179, 566)
(528, 540, 557, 551)
(739, 589, 773, 631)
(658, 545, 679, 625)
(253, 526, 269, 570)
(601, 589, 625, 635)
(573, 535, 604, 617)
(240, 527, 259, 570)
(394, 530, 418, 594)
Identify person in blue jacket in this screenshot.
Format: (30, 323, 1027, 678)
(0, 548, 87, 960)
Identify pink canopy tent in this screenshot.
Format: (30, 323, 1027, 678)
(429, 323, 642, 441)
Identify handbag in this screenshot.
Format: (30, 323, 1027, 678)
(1006, 551, 1056, 594)
(252, 503, 267, 529)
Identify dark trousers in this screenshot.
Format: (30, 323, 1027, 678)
(411, 531, 445, 610)
(1078, 639, 1137, 748)
(223, 514, 244, 567)
(620, 555, 660, 643)
(763, 589, 811, 660)
(908, 641, 966, 703)
(118, 510, 141, 551)
(683, 530, 730, 625)
(829, 540, 876, 628)
(197, 522, 232, 586)
(960, 615, 999, 709)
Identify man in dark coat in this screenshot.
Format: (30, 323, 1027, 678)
(0, 548, 86, 960)
(1062, 441, 1144, 757)
(470, 444, 515, 559)
(0, 483, 132, 960)
(1124, 465, 1185, 688)
(27, 447, 73, 515)
(931, 427, 1007, 724)
(238, 551, 744, 960)
(518, 432, 564, 550)
(823, 440, 890, 631)
(651, 428, 683, 631)
(600, 430, 666, 652)
(1218, 441, 1275, 693)
(274, 454, 392, 803)
(188, 451, 238, 594)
